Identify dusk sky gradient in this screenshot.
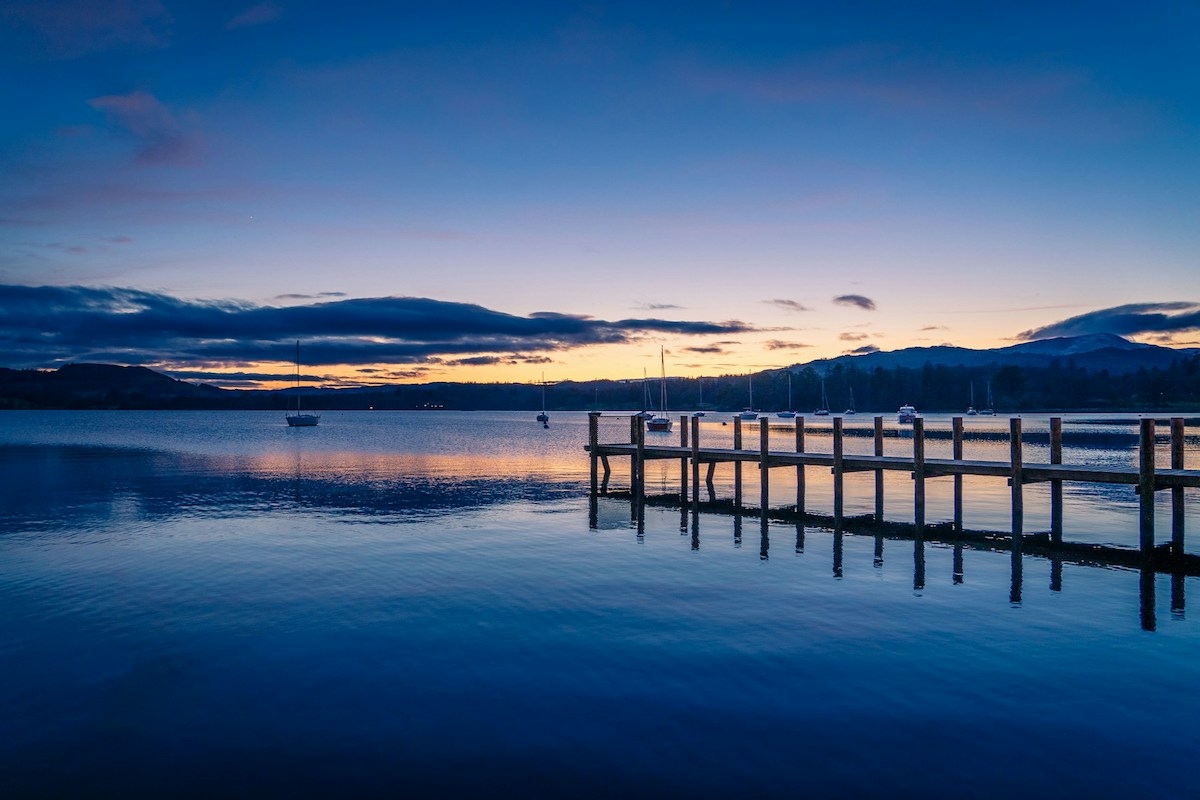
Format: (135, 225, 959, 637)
(2, 1, 1197, 387)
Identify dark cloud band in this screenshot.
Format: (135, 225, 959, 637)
(1017, 302, 1200, 340)
(0, 284, 757, 370)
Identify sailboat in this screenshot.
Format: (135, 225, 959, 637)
(979, 382, 995, 416)
(813, 379, 830, 416)
(636, 369, 655, 419)
(285, 340, 320, 427)
(536, 372, 549, 424)
(776, 372, 796, 418)
(844, 387, 856, 415)
(966, 381, 978, 416)
(647, 348, 673, 432)
(739, 375, 758, 420)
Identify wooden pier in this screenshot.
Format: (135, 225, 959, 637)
(586, 413, 1199, 566)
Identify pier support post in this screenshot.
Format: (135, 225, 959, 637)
(1139, 418, 1155, 557)
(760, 417, 770, 514)
(1172, 417, 1185, 557)
(629, 415, 639, 491)
(873, 416, 884, 522)
(1010, 417, 1023, 551)
(913, 417, 926, 533)
(795, 416, 806, 516)
(691, 415, 701, 509)
(635, 416, 645, 504)
(952, 416, 963, 534)
(1051, 417, 1063, 544)
(588, 412, 600, 496)
(833, 417, 844, 519)
(734, 417, 743, 508)
(680, 415, 689, 504)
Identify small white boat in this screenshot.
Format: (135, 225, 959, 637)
(285, 341, 320, 427)
(646, 348, 673, 433)
(898, 404, 917, 424)
(777, 372, 796, 418)
(813, 378, 830, 416)
(966, 381, 977, 416)
(740, 375, 758, 419)
(536, 372, 549, 423)
(844, 387, 856, 415)
(978, 382, 995, 415)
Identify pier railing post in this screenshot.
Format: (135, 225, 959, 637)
(952, 416, 963, 534)
(629, 415, 639, 491)
(874, 415, 884, 523)
(1171, 417, 1185, 557)
(588, 412, 600, 495)
(913, 417, 925, 533)
(1010, 417, 1023, 551)
(1051, 417, 1063, 544)
(760, 417, 770, 514)
(833, 416, 844, 519)
(635, 416, 645, 503)
(1139, 418, 1155, 557)
(734, 416, 743, 508)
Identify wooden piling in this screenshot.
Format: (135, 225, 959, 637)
(733, 416, 743, 508)
(629, 415, 640, 490)
(796, 416, 806, 516)
(1051, 416, 1063, 544)
(1010, 417, 1023, 550)
(952, 416, 963, 534)
(1139, 418, 1155, 557)
(760, 417, 770, 513)
(913, 417, 925, 532)
(691, 415, 701, 508)
(635, 416, 645, 504)
(588, 412, 599, 495)
(679, 415, 689, 504)
(1172, 417, 1185, 557)
(833, 416, 844, 518)
(873, 416, 884, 522)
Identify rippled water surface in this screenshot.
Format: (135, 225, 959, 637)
(1, 411, 1198, 797)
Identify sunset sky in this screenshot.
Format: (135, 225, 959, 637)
(1, 1, 1197, 388)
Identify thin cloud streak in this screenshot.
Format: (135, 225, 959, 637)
(833, 294, 876, 311)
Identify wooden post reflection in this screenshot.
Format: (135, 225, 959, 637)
(953, 543, 963, 585)
(1050, 416, 1063, 544)
(1171, 571, 1185, 618)
(760, 516, 769, 560)
(733, 513, 742, 546)
(833, 526, 844, 578)
(913, 537, 925, 591)
(1140, 564, 1156, 631)
(1050, 558, 1063, 593)
(953, 416, 963, 534)
(1010, 549, 1023, 605)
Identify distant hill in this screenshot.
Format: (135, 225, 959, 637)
(1, 334, 1196, 411)
(798, 334, 1195, 375)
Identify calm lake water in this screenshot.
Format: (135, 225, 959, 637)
(2, 410, 1199, 798)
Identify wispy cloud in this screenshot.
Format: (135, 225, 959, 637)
(838, 332, 870, 341)
(638, 303, 684, 311)
(765, 340, 811, 351)
(1017, 302, 1200, 340)
(0, 285, 760, 370)
(765, 299, 810, 313)
(225, 2, 281, 29)
(682, 345, 726, 355)
(846, 345, 880, 355)
(87, 91, 202, 165)
(833, 294, 876, 311)
(274, 292, 348, 301)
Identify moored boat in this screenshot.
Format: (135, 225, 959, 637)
(285, 340, 320, 427)
(898, 404, 917, 424)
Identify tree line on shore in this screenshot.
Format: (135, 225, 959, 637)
(2, 354, 1198, 411)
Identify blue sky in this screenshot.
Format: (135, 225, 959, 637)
(1, 1, 1197, 386)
